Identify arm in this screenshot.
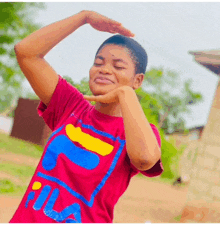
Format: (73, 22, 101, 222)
(14, 11, 133, 106)
(118, 87, 161, 171)
(14, 11, 89, 106)
(83, 86, 161, 171)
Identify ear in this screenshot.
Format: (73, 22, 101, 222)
(133, 73, 144, 90)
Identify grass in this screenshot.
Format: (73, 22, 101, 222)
(0, 179, 26, 194)
(0, 131, 42, 195)
(0, 131, 43, 158)
(0, 161, 36, 195)
(173, 215, 182, 222)
(0, 161, 36, 180)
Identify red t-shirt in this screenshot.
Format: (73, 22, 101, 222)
(10, 75, 163, 223)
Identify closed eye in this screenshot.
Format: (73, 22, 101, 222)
(94, 63, 102, 66)
(114, 66, 125, 70)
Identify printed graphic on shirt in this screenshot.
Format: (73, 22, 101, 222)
(24, 114, 126, 223)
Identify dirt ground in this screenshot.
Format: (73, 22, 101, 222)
(114, 177, 188, 223)
(0, 137, 189, 223)
(0, 174, 188, 223)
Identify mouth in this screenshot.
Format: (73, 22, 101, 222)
(94, 76, 114, 85)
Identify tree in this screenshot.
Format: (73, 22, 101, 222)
(63, 76, 92, 96)
(0, 2, 45, 114)
(135, 68, 203, 180)
(140, 68, 203, 134)
(63, 76, 95, 105)
(135, 86, 187, 180)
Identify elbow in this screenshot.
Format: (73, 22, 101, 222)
(14, 42, 28, 58)
(130, 157, 153, 171)
(14, 43, 22, 56)
(131, 149, 161, 171)
(133, 159, 155, 171)
(14, 42, 21, 52)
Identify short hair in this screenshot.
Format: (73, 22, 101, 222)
(95, 35, 148, 74)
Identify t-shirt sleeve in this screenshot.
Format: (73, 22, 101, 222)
(37, 75, 92, 131)
(130, 124, 164, 177)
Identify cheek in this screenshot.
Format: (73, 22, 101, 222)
(89, 68, 94, 91)
(89, 67, 94, 78)
(118, 71, 134, 85)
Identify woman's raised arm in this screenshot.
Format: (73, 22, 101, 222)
(14, 11, 133, 106)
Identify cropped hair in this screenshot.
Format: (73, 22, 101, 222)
(95, 35, 148, 74)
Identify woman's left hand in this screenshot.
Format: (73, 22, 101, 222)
(83, 86, 133, 104)
(83, 87, 121, 104)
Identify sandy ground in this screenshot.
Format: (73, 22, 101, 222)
(114, 177, 188, 223)
(0, 135, 189, 223)
(0, 175, 188, 223)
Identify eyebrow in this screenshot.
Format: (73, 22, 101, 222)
(95, 55, 128, 65)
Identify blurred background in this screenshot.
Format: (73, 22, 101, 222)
(1, 2, 220, 223)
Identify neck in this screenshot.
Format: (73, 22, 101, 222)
(95, 102, 122, 117)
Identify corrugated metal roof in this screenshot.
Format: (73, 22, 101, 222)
(189, 50, 220, 56)
(189, 50, 220, 75)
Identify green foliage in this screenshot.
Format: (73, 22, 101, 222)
(63, 75, 95, 105)
(160, 135, 187, 179)
(63, 76, 92, 95)
(136, 85, 188, 180)
(6, 109, 15, 118)
(0, 2, 45, 114)
(143, 68, 203, 134)
(23, 91, 39, 100)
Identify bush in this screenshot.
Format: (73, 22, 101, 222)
(160, 133, 187, 180)
(143, 108, 186, 181)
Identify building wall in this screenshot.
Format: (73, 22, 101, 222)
(0, 115, 13, 134)
(9, 98, 52, 147)
(180, 78, 220, 222)
(166, 129, 201, 149)
(186, 79, 220, 203)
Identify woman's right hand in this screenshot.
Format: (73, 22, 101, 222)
(84, 11, 135, 37)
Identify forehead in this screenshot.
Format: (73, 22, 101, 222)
(96, 44, 132, 60)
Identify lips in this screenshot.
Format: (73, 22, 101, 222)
(94, 76, 114, 84)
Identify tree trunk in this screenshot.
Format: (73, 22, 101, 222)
(159, 110, 170, 128)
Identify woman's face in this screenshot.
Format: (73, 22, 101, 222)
(89, 44, 137, 96)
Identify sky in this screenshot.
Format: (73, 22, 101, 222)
(22, 2, 220, 129)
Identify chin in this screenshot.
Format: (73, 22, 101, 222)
(90, 84, 115, 96)
(92, 89, 108, 96)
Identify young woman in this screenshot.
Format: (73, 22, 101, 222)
(10, 10, 163, 223)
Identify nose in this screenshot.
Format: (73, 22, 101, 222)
(99, 64, 112, 74)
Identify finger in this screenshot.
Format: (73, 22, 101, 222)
(109, 30, 117, 34)
(111, 25, 135, 37)
(108, 19, 122, 26)
(118, 27, 135, 37)
(84, 95, 103, 102)
(83, 95, 96, 101)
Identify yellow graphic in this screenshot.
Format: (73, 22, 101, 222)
(65, 124, 114, 156)
(32, 181, 42, 190)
